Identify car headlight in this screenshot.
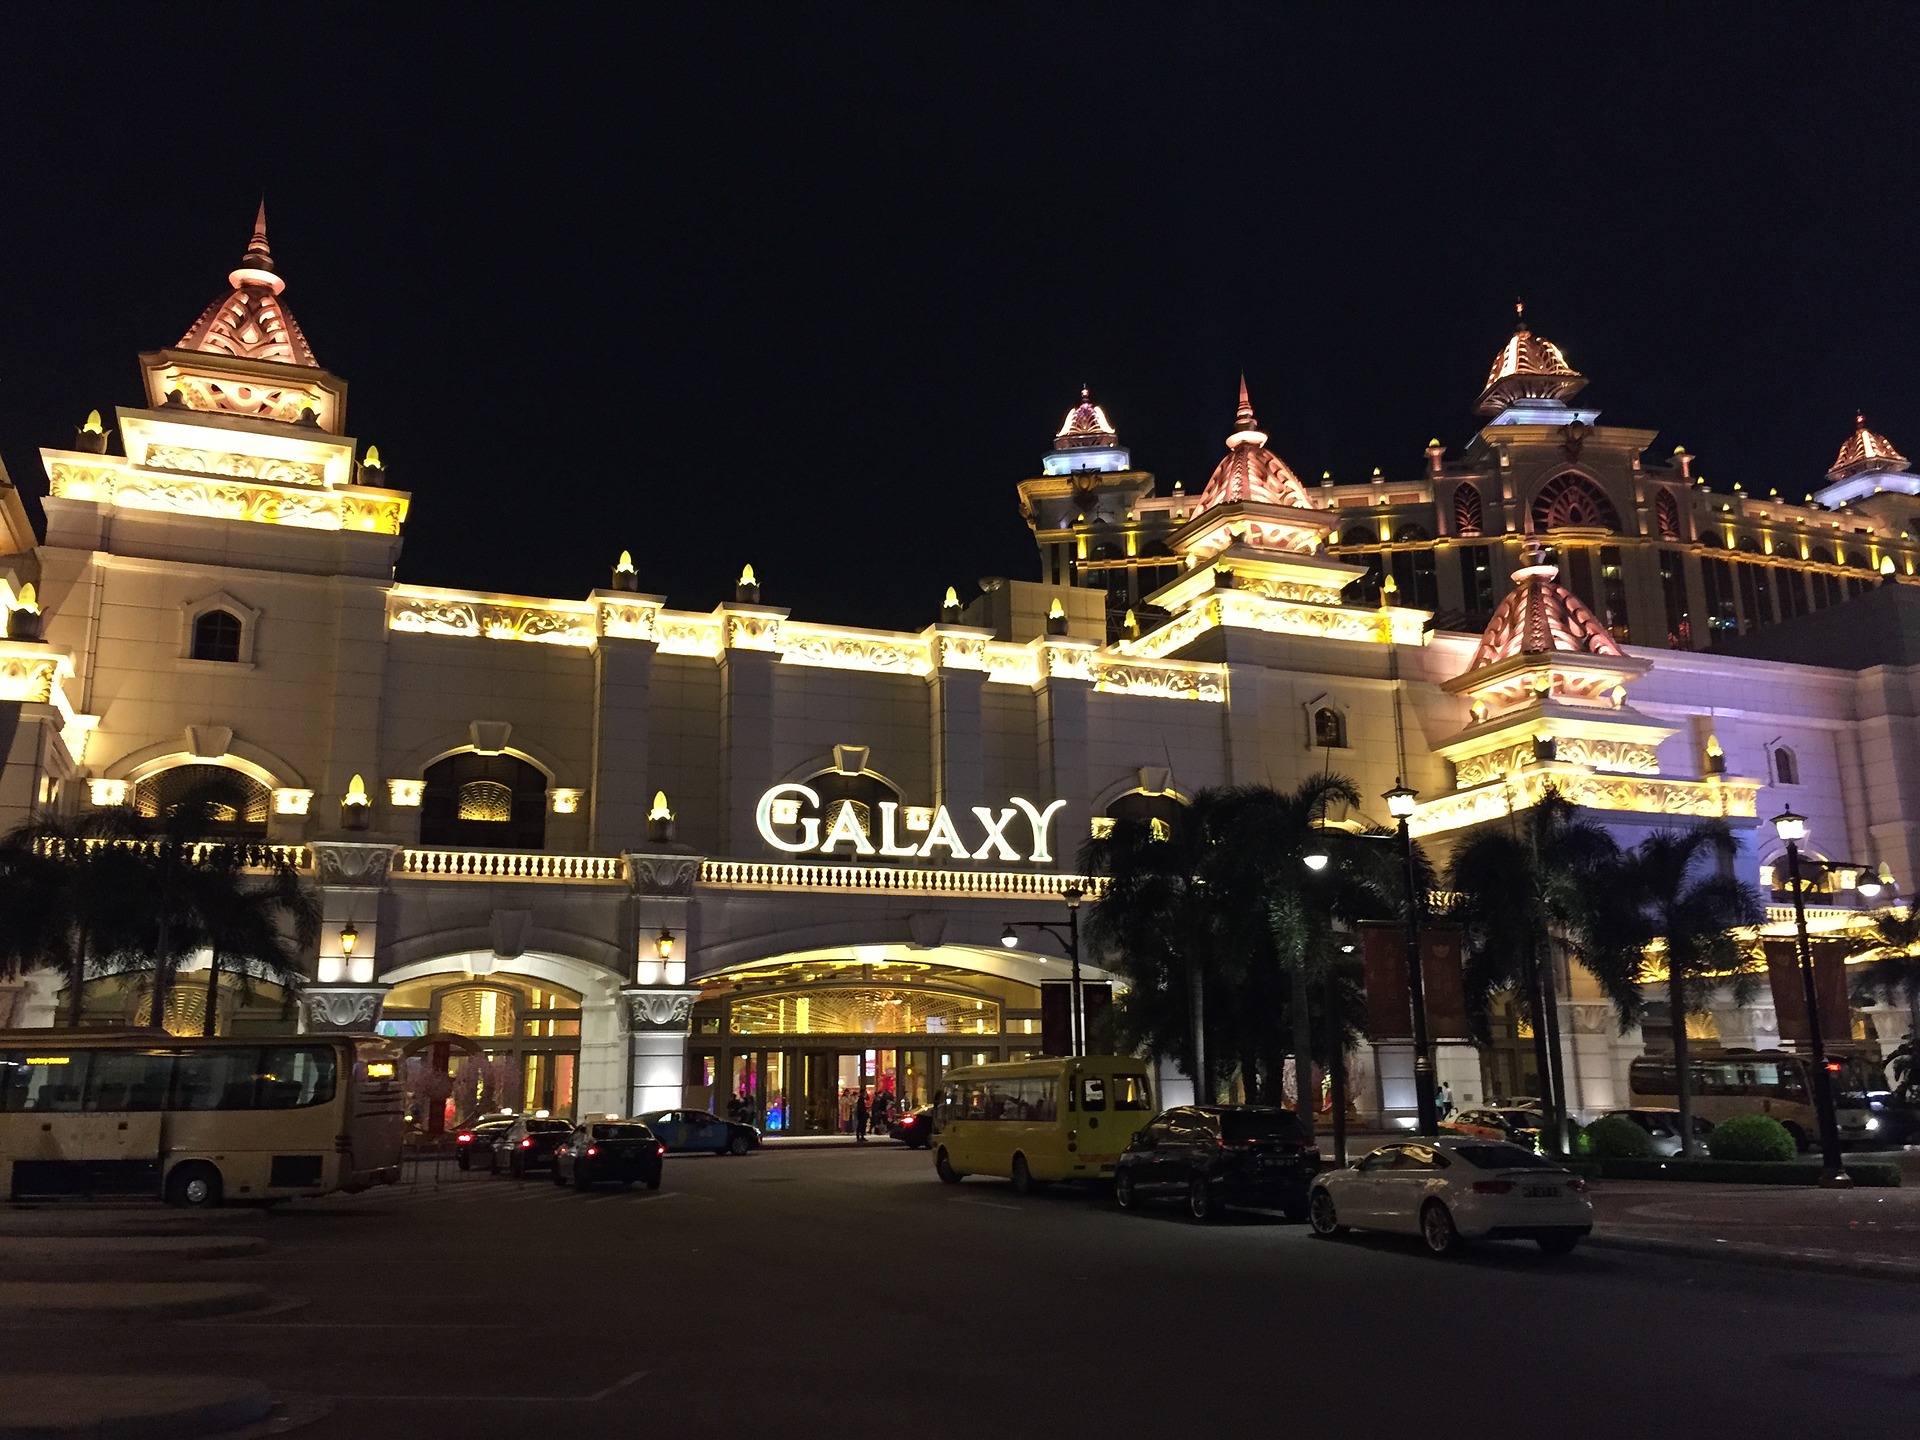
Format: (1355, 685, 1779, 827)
(1866, 1117, 1881, 1131)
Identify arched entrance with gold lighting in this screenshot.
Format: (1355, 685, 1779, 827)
(377, 974, 585, 1129)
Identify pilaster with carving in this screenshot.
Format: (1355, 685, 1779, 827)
(301, 985, 390, 1034)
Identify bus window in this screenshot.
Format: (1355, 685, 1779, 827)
(171, 1048, 260, 1111)
(1082, 1077, 1106, 1111)
(0, 1053, 89, 1112)
(1112, 1075, 1152, 1111)
(259, 1048, 337, 1109)
(84, 1051, 173, 1111)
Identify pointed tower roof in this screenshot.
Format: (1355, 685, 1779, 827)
(1475, 302, 1586, 416)
(1466, 544, 1623, 669)
(1828, 412, 1909, 481)
(175, 204, 319, 368)
(1054, 386, 1119, 449)
(1195, 378, 1312, 511)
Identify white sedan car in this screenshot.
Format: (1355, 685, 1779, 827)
(1308, 1136, 1592, 1256)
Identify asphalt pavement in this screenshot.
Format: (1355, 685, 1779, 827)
(3, 1146, 1918, 1439)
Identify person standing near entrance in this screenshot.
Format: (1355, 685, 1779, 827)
(854, 1089, 869, 1143)
(871, 1088, 891, 1134)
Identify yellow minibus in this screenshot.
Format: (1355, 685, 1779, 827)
(932, 1055, 1154, 1193)
(1627, 1048, 1880, 1150)
(0, 1030, 406, 1206)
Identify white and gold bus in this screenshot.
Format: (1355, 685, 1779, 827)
(0, 1031, 406, 1206)
(1627, 1049, 1881, 1150)
(932, 1055, 1155, 1193)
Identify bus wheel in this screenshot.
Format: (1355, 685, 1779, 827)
(1784, 1122, 1810, 1153)
(935, 1148, 964, 1185)
(165, 1162, 223, 1210)
(1011, 1154, 1044, 1197)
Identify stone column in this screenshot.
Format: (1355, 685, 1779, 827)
(715, 604, 786, 856)
(925, 625, 991, 811)
(1032, 636, 1098, 863)
(624, 987, 701, 1114)
(306, 842, 397, 1034)
(589, 592, 663, 852)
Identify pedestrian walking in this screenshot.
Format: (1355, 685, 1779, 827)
(854, 1089, 869, 1143)
(871, 1089, 891, 1133)
(1435, 1079, 1453, 1121)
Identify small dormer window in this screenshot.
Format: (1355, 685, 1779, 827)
(1773, 747, 1799, 786)
(191, 609, 244, 663)
(1313, 707, 1348, 749)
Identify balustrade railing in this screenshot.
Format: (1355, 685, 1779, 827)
(394, 848, 628, 883)
(699, 859, 1104, 898)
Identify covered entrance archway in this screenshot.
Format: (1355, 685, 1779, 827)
(687, 944, 1107, 1135)
(378, 971, 587, 1130)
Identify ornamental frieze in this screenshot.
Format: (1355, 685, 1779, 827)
(624, 988, 698, 1032)
(302, 987, 386, 1032)
(313, 842, 397, 887)
(781, 628, 927, 675)
(0, 655, 60, 703)
(387, 596, 595, 647)
(1094, 661, 1226, 703)
(628, 856, 698, 896)
(144, 445, 328, 489)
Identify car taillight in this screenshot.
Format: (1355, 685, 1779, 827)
(520, 1138, 532, 1148)
(1567, 1177, 1588, 1193)
(656, 1144, 667, 1157)
(456, 1132, 473, 1143)
(586, 1146, 598, 1157)
(1472, 1180, 1514, 1195)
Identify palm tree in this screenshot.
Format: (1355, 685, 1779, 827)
(1851, 907, 1920, 1090)
(1600, 823, 1764, 1156)
(1083, 789, 1246, 1102)
(1448, 789, 1629, 1149)
(178, 843, 319, 1037)
(0, 808, 152, 1026)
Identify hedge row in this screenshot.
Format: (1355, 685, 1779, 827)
(1566, 1157, 1902, 1187)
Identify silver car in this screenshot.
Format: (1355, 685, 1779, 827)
(1309, 1136, 1593, 1256)
(1593, 1108, 1714, 1157)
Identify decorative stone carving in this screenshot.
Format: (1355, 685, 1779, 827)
(982, 646, 1040, 686)
(387, 594, 595, 647)
(0, 654, 60, 703)
(597, 600, 661, 641)
(724, 612, 783, 651)
(623, 986, 699, 1032)
(302, 986, 387, 1032)
(656, 616, 723, 658)
(1569, 1002, 1616, 1035)
(52, 462, 405, 535)
(780, 626, 927, 675)
(628, 855, 698, 896)
(490, 909, 533, 961)
(144, 445, 328, 488)
(1095, 661, 1226, 703)
(312, 842, 396, 887)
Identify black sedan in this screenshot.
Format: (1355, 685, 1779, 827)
(454, 1117, 514, 1170)
(636, 1109, 761, 1156)
(1114, 1105, 1321, 1222)
(489, 1116, 575, 1177)
(889, 1105, 934, 1148)
(553, 1122, 666, 1191)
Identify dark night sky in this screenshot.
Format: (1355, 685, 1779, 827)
(4, 5, 1919, 629)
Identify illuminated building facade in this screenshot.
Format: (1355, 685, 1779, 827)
(1, 222, 1915, 1127)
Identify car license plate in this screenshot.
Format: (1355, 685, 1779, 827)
(1522, 1185, 1560, 1199)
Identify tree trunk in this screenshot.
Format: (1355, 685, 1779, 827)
(1536, 935, 1569, 1151)
(1188, 960, 1208, 1104)
(1670, 967, 1695, 1158)
(1524, 951, 1555, 1116)
(201, 949, 221, 1037)
(65, 918, 89, 1028)
(148, 850, 175, 1033)
(1291, 963, 1315, 1141)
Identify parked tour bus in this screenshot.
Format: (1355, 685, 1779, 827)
(1627, 1049, 1880, 1149)
(0, 1030, 406, 1206)
(932, 1055, 1155, 1192)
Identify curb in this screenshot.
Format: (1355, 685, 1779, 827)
(0, 1211, 266, 1240)
(1587, 1231, 1920, 1284)
(0, 1283, 275, 1323)
(0, 1375, 274, 1440)
(0, 1237, 267, 1268)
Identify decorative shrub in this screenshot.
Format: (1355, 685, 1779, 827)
(1585, 1114, 1654, 1160)
(1705, 1113, 1797, 1162)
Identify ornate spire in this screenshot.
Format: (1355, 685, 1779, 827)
(1054, 386, 1119, 449)
(1465, 545, 1623, 669)
(1475, 301, 1586, 415)
(1195, 378, 1310, 511)
(1828, 411, 1909, 481)
(175, 204, 318, 368)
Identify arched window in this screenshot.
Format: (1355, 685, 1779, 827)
(131, 763, 270, 838)
(420, 753, 548, 849)
(1773, 747, 1799, 786)
(1453, 484, 1484, 537)
(1847, 549, 1869, 569)
(1393, 522, 1432, 544)
(1312, 707, 1348, 749)
(1530, 473, 1620, 533)
(1106, 789, 1187, 842)
(1736, 535, 1761, 555)
(1339, 526, 1375, 549)
(190, 609, 244, 663)
(1655, 490, 1683, 541)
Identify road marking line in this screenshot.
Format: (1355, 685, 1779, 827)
(330, 1370, 647, 1403)
(950, 1198, 1021, 1212)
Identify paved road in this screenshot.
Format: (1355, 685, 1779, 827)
(4, 1146, 1918, 1438)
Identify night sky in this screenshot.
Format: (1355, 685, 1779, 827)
(4, 6, 1919, 630)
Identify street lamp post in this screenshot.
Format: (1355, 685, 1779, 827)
(1771, 808, 1852, 1187)
(1001, 885, 1087, 1057)
(1385, 780, 1439, 1136)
